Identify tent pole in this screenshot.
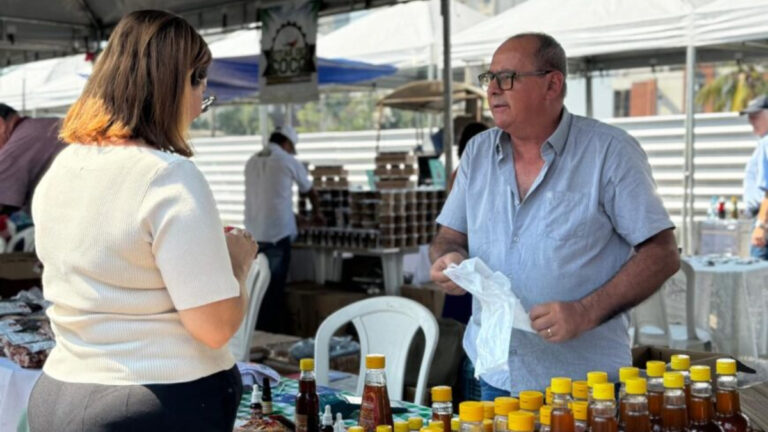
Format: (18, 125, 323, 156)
(683, 44, 696, 254)
(585, 71, 593, 118)
(260, 104, 269, 151)
(441, 0, 453, 190)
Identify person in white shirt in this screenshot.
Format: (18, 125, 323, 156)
(28, 10, 258, 431)
(244, 125, 323, 332)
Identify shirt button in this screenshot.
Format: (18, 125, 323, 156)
(513, 236, 520, 242)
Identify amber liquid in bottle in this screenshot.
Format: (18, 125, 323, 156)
(433, 412, 452, 432)
(714, 390, 749, 432)
(552, 409, 575, 432)
(689, 397, 724, 432)
(661, 406, 688, 432)
(648, 391, 663, 432)
(296, 377, 319, 432)
(591, 415, 618, 432)
(624, 400, 652, 432)
(360, 383, 393, 432)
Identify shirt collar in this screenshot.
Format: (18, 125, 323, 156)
(493, 107, 572, 160)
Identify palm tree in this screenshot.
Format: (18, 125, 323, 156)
(696, 64, 768, 112)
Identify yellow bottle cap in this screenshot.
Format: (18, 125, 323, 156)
(518, 391, 544, 410)
(429, 421, 445, 430)
(459, 402, 484, 423)
(572, 401, 588, 421)
(690, 365, 711, 382)
(408, 418, 424, 430)
(349, 428, 365, 432)
(619, 367, 639, 383)
(366, 354, 386, 369)
(395, 421, 409, 432)
(626, 378, 647, 395)
(572, 381, 589, 400)
(420, 429, 431, 432)
(539, 405, 552, 427)
(494, 397, 520, 416)
(482, 401, 495, 419)
(508, 411, 535, 432)
(663, 372, 684, 389)
(299, 358, 314, 371)
(378, 426, 393, 432)
(593, 382, 615, 401)
(551, 377, 572, 395)
(670, 354, 690, 371)
(717, 358, 737, 375)
(483, 419, 493, 432)
(587, 371, 608, 388)
(451, 418, 460, 431)
(432, 386, 452, 403)
(545, 387, 552, 405)
(646, 361, 666, 378)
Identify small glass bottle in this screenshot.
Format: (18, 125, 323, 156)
(250, 386, 263, 419)
(589, 382, 618, 432)
(647, 361, 666, 432)
(494, 397, 520, 432)
(661, 372, 689, 432)
(670, 355, 692, 410)
(263, 376, 274, 415)
(296, 358, 319, 432)
(460, 402, 485, 432)
(546, 387, 553, 406)
(483, 419, 493, 432)
(432, 386, 453, 432)
(483, 402, 495, 420)
(689, 366, 724, 432)
(508, 411, 536, 432)
(395, 421, 410, 432)
(572, 401, 588, 432)
(359, 354, 394, 432)
(451, 418, 460, 432)
(619, 367, 641, 430)
(431, 421, 446, 431)
(519, 391, 544, 431)
(624, 378, 651, 432)
(587, 372, 609, 403)
(714, 359, 749, 432)
(550, 377, 574, 432)
(335, 413, 346, 432)
(350, 427, 365, 432)
(322, 405, 335, 432)
(409, 418, 425, 432)
(540, 406, 553, 432)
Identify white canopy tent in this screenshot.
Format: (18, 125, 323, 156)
(693, 0, 768, 47)
(317, 0, 485, 68)
(0, 54, 91, 111)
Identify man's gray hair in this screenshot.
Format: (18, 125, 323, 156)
(0, 103, 17, 120)
(506, 32, 568, 98)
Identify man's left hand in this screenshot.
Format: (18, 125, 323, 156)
(529, 301, 595, 343)
(752, 225, 766, 247)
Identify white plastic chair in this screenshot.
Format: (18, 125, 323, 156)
(228, 253, 271, 362)
(314, 296, 439, 405)
(631, 259, 711, 351)
(5, 227, 34, 252)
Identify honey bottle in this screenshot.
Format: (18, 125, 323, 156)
(540, 406, 553, 432)
(460, 402, 485, 432)
(619, 367, 641, 431)
(689, 366, 724, 432)
(661, 372, 689, 432)
(714, 359, 749, 432)
(572, 401, 588, 432)
(432, 386, 453, 432)
(494, 397, 521, 432)
(359, 354, 393, 432)
(589, 382, 618, 432)
(646, 361, 666, 432)
(409, 418, 425, 432)
(587, 371, 609, 425)
(509, 411, 536, 432)
(550, 377, 574, 432)
(670, 355, 692, 410)
(520, 391, 544, 431)
(296, 359, 320, 432)
(624, 378, 651, 432)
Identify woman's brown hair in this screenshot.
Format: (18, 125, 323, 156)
(59, 10, 211, 157)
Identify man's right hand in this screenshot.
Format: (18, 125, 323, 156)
(430, 252, 467, 295)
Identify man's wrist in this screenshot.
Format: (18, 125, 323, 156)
(757, 221, 768, 230)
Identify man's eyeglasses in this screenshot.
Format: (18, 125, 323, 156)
(201, 95, 216, 113)
(477, 70, 552, 91)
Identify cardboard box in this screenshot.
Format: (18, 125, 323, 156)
(0, 252, 42, 297)
(401, 283, 445, 317)
(285, 283, 368, 338)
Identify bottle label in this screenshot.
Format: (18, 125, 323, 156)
(296, 414, 309, 432)
(263, 401, 273, 415)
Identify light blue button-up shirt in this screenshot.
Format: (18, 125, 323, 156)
(436, 108, 674, 393)
(749, 135, 768, 214)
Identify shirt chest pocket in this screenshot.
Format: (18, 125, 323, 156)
(541, 190, 590, 241)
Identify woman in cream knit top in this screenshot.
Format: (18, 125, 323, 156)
(27, 10, 258, 431)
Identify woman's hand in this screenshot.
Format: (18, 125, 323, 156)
(225, 228, 259, 283)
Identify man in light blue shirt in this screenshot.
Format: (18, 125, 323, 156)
(429, 32, 679, 397)
(739, 95, 768, 259)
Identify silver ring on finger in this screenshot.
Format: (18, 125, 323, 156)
(547, 327, 552, 338)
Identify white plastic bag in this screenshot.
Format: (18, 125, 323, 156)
(443, 258, 534, 378)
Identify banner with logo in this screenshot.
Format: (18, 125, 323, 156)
(259, 0, 319, 103)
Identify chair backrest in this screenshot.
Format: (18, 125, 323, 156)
(6, 227, 34, 252)
(679, 259, 699, 341)
(228, 253, 271, 362)
(314, 296, 439, 405)
(631, 282, 670, 343)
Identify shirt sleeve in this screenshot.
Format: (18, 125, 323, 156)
(757, 141, 768, 193)
(290, 156, 313, 193)
(601, 133, 675, 246)
(0, 136, 32, 208)
(436, 148, 470, 234)
(139, 159, 240, 310)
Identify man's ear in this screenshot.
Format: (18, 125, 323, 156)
(546, 71, 565, 99)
